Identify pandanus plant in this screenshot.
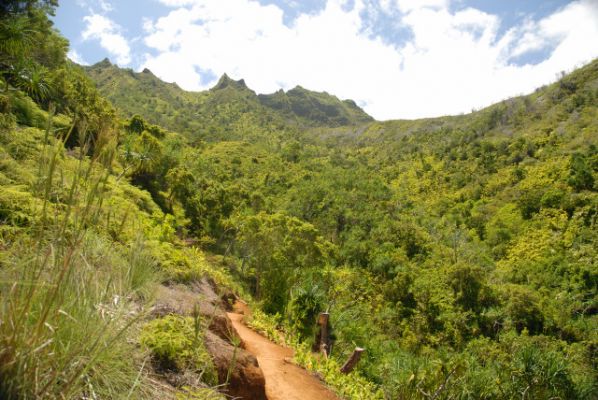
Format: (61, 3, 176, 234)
(0, 16, 54, 103)
(14, 63, 52, 102)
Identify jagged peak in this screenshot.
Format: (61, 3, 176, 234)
(141, 67, 153, 75)
(213, 73, 249, 91)
(94, 57, 112, 68)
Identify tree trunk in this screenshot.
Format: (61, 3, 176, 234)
(317, 312, 330, 356)
(340, 347, 364, 374)
(311, 312, 330, 357)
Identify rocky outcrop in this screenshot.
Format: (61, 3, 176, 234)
(205, 330, 266, 400)
(153, 279, 267, 400)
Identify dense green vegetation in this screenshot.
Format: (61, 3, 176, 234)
(0, 3, 231, 399)
(89, 56, 598, 399)
(1, 1, 597, 399)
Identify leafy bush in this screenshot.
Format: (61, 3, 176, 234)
(247, 308, 285, 345)
(146, 241, 235, 288)
(8, 90, 48, 128)
(287, 282, 325, 342)
(140, 315, 216, 384)
(294, 344, 384, 400)
(568, 153, 594, 191)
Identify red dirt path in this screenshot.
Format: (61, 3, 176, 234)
(227, 302, 339, 400)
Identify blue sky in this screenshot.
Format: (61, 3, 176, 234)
(53, 0, 598, 119)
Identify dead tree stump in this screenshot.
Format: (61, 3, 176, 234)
(340, 347, 364, 373)
(318, 312, 330, 356)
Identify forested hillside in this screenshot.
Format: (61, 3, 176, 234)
(84, 59, 373, 141)
(1, 1, 597, 399)
(86, 56, 598, 399)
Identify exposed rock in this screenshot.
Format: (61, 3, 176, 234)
(190, 276, 220, 302)
(205, 331, 267, 400)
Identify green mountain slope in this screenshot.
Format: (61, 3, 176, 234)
(2, 3, 597, 398)
(83, 59, 373, 140)
(257, 85, 373, 126)
(92, 58, 596, 399)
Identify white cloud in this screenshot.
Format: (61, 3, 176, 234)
(394, 0, 449, 13)
(142, 17, 155, 33)
(82, 14, 131, 65)
(98, 0, 113, 12)
(140, 0, 598, 119)
(67, 49, 89, 65)
(75, 0, 113, 13)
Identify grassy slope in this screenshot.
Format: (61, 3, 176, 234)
(0, 97, 233, 398)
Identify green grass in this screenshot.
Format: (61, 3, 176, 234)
(0, 115, 238, 398)
(0, 117, 159, 398)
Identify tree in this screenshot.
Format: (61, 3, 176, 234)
(0, 1, 58, 17)
(505, 286, 544, 334)
(0, 16, 36, 60)
(236, 212, 334, 314)
(568, 153, 594, 191)
(127, 114, 146, 134)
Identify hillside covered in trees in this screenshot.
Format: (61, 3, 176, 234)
(1, 1, 597, 399)
(84, 59, 373, 140)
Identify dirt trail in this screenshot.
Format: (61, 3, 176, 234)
(227, 302, 339, 400)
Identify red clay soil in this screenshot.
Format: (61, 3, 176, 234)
(227, 302, 339, 400)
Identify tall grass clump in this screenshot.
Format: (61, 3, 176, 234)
(0, 113, 158, 399)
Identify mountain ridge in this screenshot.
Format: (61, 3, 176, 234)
(83, 59, 373, 139)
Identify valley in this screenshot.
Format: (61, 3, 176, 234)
(0, 2, 597, 399)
